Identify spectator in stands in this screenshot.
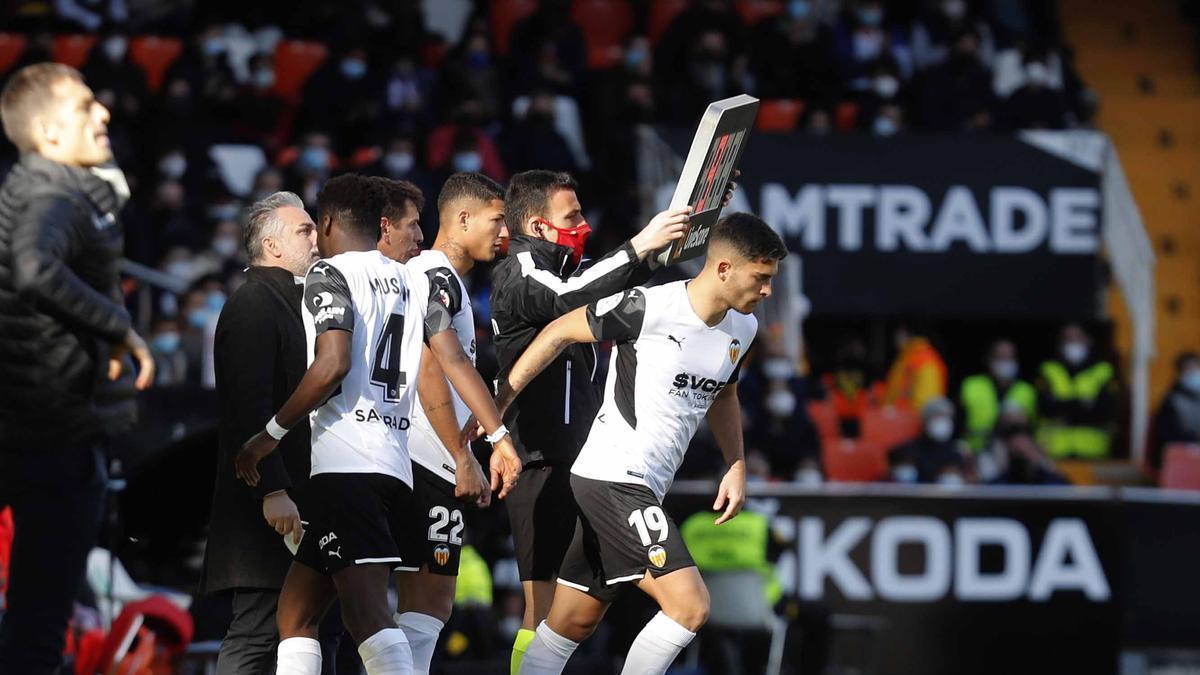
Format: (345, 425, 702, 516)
(230, 54, 286, 146)
(655, 0, 746, 99)
(919, 27, 995, 131)
(426, 103, 507, 181)
(884, 321, 948, 411)
(664, 30, 752, 126)
(284, 131, 334, 207)
(858, 57, 909, 134)
(982, 404, 1069, 485)
(81, 32, 148, 114)
(1000, 49, 1071, 129)
(164, 24, 237, 108)
(298, 45, 380, 151)
(508, 0, 587, 99)
(440, 31, 502, 124)
(741, 349, 823, 480)
(804, 104, 834, 134)
(1036, 323, 1119, 460)
(149, 316, 188, 387)
(832, 0, 913, 89)
(503, 91, 579, 174)
(823, 336, 882, 438)
(381, 55, 435, 135)
(888, 398, 967, 484)
(959, 339, 1037, 452)
(749, 0, 839, 102)
(1148, 352, 1200, 471)
(910, 0, 996, 71)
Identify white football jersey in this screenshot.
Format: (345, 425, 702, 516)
(406, 250, 475, 484)
(571, 281, 757, 501)
(300, 250, 456, 485)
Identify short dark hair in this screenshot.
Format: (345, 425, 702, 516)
(1, 63, 83, 151)
(317, 174, 386, 240)
(710, 212, 787, 263)
(376, 177, 425, 222)
(436, 171, 505, 214)
(504, 170, 577, 234)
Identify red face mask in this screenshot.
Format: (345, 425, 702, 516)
(535, 217, 592, 265)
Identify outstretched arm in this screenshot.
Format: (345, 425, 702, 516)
(706, 382, 747, 525)
(494, 306, 597, 414)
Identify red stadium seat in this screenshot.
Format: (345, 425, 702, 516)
(735, 0, 784, 25)
(1161, 443, 1200, 490)
(271, 40, 328, 103)
(823, 438, 887, 482)
(861, 405, 922, 450)
(572, 0, 634, 69)
(807, 400, 840, 441)
(0, 34, 27, 74)
(649, 0, 690, 44)
(128, 36, 183, 92)
(835, 101, 859, 132)
(757, 99, 804, 131)
(491, 0, 539, 56)
(52, 34, 97, 68)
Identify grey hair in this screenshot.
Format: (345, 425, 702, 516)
(244, 191, 306, 261)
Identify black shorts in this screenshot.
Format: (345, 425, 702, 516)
(395, 463, 465, 576)
(294, 473, 413, 575)
(506, 461, 579, 581)
(557, 475, 695, 603)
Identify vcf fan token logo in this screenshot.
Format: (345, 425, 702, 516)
(728, 339, 741, 364)
(433, 545, 451, 567)
(648, 545, 667, 568)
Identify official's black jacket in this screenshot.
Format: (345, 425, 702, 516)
(491, 234, 653, 465)
(0, 153, 131, 449)
(201, 265, 312, 594)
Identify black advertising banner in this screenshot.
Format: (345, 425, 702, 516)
(644, 131, 1106, 319)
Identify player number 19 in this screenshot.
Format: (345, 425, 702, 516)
(628, 506, 669, 546)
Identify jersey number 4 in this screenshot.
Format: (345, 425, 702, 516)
(428, 505, 464, 545)
(628, 506, 669, 546)
(371, 313, 408, 402)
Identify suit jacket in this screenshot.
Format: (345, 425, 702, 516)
(201, 265, 311, 593)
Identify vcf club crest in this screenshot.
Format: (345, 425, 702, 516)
(433, 544, 451, 567)
(648, 545, 668, 569)
(728, 339, 742, 364)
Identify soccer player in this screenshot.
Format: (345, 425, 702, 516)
(234, 175, 520, 675)
(495, 213, 786, 675)
(389, 172, 509, 674)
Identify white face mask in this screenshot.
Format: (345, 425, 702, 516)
(874, 75, 899, 99)
(1025, 62, 1051, 87)
(873, 115, 898, 136)
(766, 389, 797, 417)
(1062, 342, 1089, 365)
(942, 0, 967, 20)
(927, 416, 954, 442)
(991, 359, 1018, 381)
(795, 467, 823, 485)
(763, 357, 796, 381)
(938, 472, 965, 486)
(212, 236, 240, 259)
(893, 464, 918, 483)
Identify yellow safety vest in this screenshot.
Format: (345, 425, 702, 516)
(960, 375, 1037, 451)
(680, 510, 781, 605)
(1037, 361, 1115, 459)
(453, 545, 493, 607)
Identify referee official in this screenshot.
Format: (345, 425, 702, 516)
(0, 63, 153, 674)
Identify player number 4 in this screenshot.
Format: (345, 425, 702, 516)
(428, 505, 464, 545)
(371, 313, 408, 402)
(628, 506, 669, 546)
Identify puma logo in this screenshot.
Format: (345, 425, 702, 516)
(667, 335, 685, 350)
(327, 547, 342, 559)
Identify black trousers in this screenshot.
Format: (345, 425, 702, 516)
(217, 589, 349, 675)
(0, 442, 106, 675)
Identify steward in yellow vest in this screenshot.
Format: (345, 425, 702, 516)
(680, 508, 782, 605)
(1035, 324, 1119, 459)
(959, 340, 1037, 451)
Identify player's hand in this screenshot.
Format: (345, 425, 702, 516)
(720, 169, 741, 208)
(489, 437, 522, 500)
(236, 431, 279, 487)
(108, 328, 155, 390)
(630, 206, 691, 260)
(460, 414, 483, 445)
(713, 459, 746, 525)
(456, 452, 492, 508)
(263, 490, 303, 545)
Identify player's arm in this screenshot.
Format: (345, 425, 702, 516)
(417, 344, 492, 507)
(707, 382, 747, 525)
(494, 307, 597, 414)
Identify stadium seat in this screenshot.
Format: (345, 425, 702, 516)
(129, 37, 183, 93)
(1160, 443, 1200, 490)
(52, 34, 97, 68)
(757, 99, 804, 131)
(735, 0, 784, 26)
(861, 406, 921, 450)
(806, 400, 840, 441)
(834, 101, 859, 132)
(491, 0, 539, 56)
(0, 34, 27, 74)
(649, 0, 689, 44)
(822, 438, 887, 482)
(571, 0, 633, 69)
(271, 40, 328, 103)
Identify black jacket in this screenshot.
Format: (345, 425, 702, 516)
(490, 234, 653, 465)
(201, 266, 312, 593)
(0, 153, 131, 449)
(1149, 384, 1200, 470)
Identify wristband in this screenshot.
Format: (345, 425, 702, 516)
(265, 416, 289, 440)
(485, 424, 510, 444)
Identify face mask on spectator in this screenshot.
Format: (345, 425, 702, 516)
(795, 466, 823, 485)
(938, 472, 965, 486)
(991, 358, 1018, 381)
(103, 36, 127, 62)
(788, 0, 812, 20)
(188, 310, 211, 330)
(1183, 370, 1200, 394)
(300, 147, 330, 173)
(166, 260, 192, 281)
(452, 151, 483, 173)
(766, 389, 797, 417)
(625, 45, 648, 70)
(208, 203, 240, 221)
(1025, 62, 1051, 87)
(467, 50, 490, 69)
(763, 357, 795, 381)
(857, 6, 884, 27)
(340, 58, 368, 80)
(384, 152, 415, 177)
(1062, 341, 1089, 365)
(893, 464, 918, 483)
(202, 36, 224, 57)
(873, 115, 898, 136)
(874, 75, 899, 99)
(942, 0, 967, 20)
(254, 67, 276, 89)
(212, 236, 239, 259)
(206, 291, 227, 312)
(927, 416, 954, 441)
(151, 332, 180, 354)
(158, 153, 186, 179)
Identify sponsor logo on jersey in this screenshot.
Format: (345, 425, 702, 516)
(319, 532, 338, 549)
(310, 262, 332, 276)
(314, 306, 346, 325)
(671, 374, 729, 393)
(469, 338, 477, 356)
(327, 546, 342, 559)
(648, 545, 667, 568)
(667, 334, 686, 350)
(354, 408, 411, 430)
(729, 339, 741, 364)
(434, 544, 451, 567)
(311, 291, 334, 308)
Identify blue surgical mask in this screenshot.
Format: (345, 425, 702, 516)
(873, 115, 898, 136)
(188, 310, 211, 330)
(452, 152, 483, 173)
(151, 332, 180, 354)
(340, 59, 367, 80)
(893, 464, 918, 483)
(857, 7, 883, 26)
(206, 291, 226, 312)
(253, 67, 275, 89)
(383, 152, 414, 177)
(300, 147, 329, 173)
(625, 46, 647, 70)
(1183, 370, 1200, 395)
(202, 37, 225, 57)
(788, 0, 812, 20)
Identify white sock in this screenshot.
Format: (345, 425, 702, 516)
(358, 627, 414, 675)
(518, 621, 579, 674)
(394, 612, 445, 675)
(620, 612, 697, 675)
(277, 637, 322, 675)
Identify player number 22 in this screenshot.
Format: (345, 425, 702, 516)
(628, 506, 669, 546)
(428, 505, 464, 545)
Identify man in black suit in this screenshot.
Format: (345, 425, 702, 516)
(203, 190, 325, 674)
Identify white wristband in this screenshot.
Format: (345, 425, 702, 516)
(485, 424, 509, 444)
(265, 416, 289, 440)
